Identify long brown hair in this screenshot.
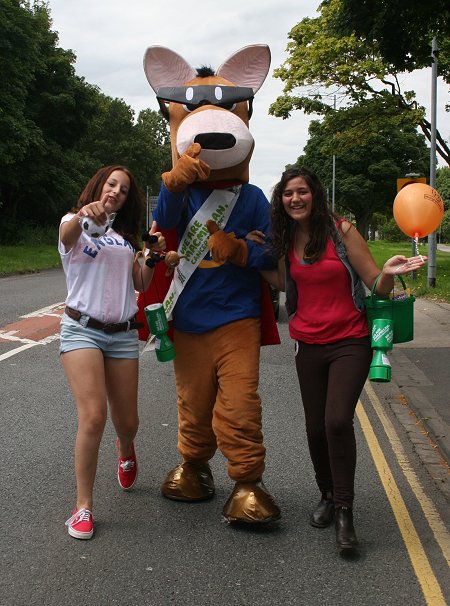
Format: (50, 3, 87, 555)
(75, 165, 144, 250)
(270, 166, 338, 262)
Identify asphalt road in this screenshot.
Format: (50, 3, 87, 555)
(1, 269, 449, 606)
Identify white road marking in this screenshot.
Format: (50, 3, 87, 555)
(20, 302, 65, 318)
(0, 343, 40, 360)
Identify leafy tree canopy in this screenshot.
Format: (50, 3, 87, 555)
(0, 0, 99, 227)
(128, 109, 172, 196)
(436, 167, 450, 211)
(334, 0, 450, 79)
(294, 105, 429, 237)
(270, 0, 449, 166)
(0, 0, 170, 241)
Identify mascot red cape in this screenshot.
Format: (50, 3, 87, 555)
(137, 44, 281, 524)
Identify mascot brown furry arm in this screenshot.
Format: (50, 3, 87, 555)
(137, 44, 281, 525)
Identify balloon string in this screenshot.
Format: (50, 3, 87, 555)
(413, 234, 424, 262)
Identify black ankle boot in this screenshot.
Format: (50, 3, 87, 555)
(335, 507, 358, 549)
(310, 492, 334, 528)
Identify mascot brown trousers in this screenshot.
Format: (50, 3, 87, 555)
(173, 318, 265, 482)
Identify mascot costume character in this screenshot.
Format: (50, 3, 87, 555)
(137, 44, 281, 524)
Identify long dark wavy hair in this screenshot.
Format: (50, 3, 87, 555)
(74, 165, 144, 250)
(270, 166, 339, 262)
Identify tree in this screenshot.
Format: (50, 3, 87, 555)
(74, 95, 136, 175)
(0, 1, 170, 240)
(0, 1, 99, 231)
(294, 108, 429, 238)
(0, 0, 43, 169)
(436, 167, 450, 242)
(335, 0, 450, 79)
(270, 0, 450, 166)
(128, 109, 171, 196)
(75, 100, 171, 198)
(436, 167, 450, 211)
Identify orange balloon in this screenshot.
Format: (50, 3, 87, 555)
(393, 183, 444, 238)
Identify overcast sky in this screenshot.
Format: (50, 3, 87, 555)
(48, 0, 449, 199)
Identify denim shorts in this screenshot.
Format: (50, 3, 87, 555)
(59, 313, 139, 359)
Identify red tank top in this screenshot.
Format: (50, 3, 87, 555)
(288, 238, 369, 344)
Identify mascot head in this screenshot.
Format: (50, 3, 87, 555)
(143, 45, 271, 183)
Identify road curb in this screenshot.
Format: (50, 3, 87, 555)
(390, 348, 450, 466)
(399, 383, 450, 465)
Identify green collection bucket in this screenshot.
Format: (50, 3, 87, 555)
(364, 274, 415, 344)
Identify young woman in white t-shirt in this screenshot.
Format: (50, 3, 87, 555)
(59, 165, 165, 540)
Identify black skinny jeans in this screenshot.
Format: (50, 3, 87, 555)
(295, 337, 372, 509)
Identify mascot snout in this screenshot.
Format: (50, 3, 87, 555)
(176, 108, 254, 170)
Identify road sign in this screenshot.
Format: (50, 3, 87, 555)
(396, 177, 427, 193)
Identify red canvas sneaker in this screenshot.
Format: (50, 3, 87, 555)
(65, 508, 94, 540)
(117, 440, 138, 491)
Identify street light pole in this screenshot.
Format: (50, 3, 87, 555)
(428, 37, 438, 287)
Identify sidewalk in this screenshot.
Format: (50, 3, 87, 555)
(386, 296, 450, 468)
(371, 239, 450, 470)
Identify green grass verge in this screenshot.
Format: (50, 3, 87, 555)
(1, 240, 449, 303)
(0, 245, 61, 276)
(368, 241, 450, 303)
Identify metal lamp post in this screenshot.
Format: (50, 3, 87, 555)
(428, 37, 438, 287)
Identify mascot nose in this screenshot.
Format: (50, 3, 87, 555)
(194, 133, 236, 150)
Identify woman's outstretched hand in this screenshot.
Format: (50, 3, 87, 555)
(78, 193, 112, 225)
(383, 255, 428, 276)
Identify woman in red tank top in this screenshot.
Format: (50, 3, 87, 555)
(260, 167, 427, 552)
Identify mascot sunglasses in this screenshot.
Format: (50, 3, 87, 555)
(157, 85, 254, 113)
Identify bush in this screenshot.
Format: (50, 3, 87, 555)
(0, 221, 57, 246)
(377, 217, 405, 242)
(439, 210, 450, 244)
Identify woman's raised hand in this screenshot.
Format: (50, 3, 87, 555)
(78, 193, 111, 225)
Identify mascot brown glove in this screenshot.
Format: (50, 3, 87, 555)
(206, 220, 248, 268)
(162, 143, 210, 193)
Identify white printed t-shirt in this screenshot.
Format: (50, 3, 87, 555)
(59, 213, 138, 324)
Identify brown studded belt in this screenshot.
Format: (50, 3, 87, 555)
(65, 306, 143, 334)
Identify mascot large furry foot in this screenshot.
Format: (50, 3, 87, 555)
(161, 462, 215, 501)
(222, 481, 281, 524)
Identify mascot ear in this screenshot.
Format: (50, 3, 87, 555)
(216, 44, 271, 94)
(143, 46, 197, 93)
